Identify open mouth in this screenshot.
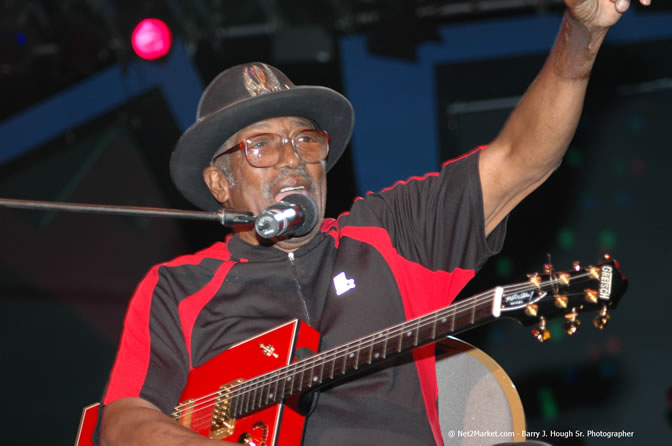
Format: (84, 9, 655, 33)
(274, 185, 309, 202)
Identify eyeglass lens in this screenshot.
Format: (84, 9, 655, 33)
(245, 130, 328, 167)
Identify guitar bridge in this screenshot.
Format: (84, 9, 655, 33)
(210, 379, 244, 440)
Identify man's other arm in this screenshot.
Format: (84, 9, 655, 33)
(479, 0, 651, 236)
(99, 397, 240, 445)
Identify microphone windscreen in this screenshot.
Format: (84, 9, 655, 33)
(283, 194, 318, 236)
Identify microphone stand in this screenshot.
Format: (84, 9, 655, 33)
(0, 197, 256, 226)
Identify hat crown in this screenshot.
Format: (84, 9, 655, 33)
(197, 63, 295, 119)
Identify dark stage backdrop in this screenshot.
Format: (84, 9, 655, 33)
(436, 39, 672, 444)
(1, 34, 671, 446)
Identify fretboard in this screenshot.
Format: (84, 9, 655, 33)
(226, 288, 499, 418)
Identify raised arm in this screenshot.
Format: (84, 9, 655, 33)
(479, 0, 651, 235)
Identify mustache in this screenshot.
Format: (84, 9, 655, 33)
(263, 166, 316, 199)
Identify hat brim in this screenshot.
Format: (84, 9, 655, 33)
(170, 86, 354, 211)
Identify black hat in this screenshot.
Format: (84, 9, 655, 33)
(170, 62, 355, 211)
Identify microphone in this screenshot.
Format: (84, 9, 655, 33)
(254, 194, 318, 239)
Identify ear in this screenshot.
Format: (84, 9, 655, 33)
(203, 166, 231, 205)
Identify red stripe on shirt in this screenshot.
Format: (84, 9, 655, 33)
(102, 242, 232, 404)
(178, 259, 236, 370)
(103, 266, 159, 404)
(340, 225, 476, 446)
(361, 146, 486, 197)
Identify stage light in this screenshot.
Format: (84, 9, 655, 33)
(131, 18, 172, 61)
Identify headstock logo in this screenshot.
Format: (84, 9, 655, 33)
(599, 265, 613, 300)
(502, 290, 546, 310)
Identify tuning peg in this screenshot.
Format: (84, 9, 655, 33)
(593, 305, 611, 330)
(554, 294, 568, 309)
(524, 304, 539, 317)
(558, 272, 571, 285)
(527, 272, 542, 288)
(572, 261, 581, 271)
(562, 310, 581, 335)
(531, 317, 551, 343)
(584, 288, 599, 304)
(598, 253, 612, 265)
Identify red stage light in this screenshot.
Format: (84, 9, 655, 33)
(131, 18, 172, 60)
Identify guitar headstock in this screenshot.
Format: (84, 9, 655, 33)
(497, 254, 628, 342)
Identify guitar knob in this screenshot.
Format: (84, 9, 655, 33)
(239, 433, 255, 445)
(563, 310, 581, 335)
(593, 305, 611, 330)
(531, 317, 551, 343)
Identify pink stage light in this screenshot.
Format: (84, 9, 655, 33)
(131, 18, 172, 60)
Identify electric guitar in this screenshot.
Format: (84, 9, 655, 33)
(75, 255, 627, 445)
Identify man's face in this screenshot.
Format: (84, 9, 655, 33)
(203, 116, 327, 251)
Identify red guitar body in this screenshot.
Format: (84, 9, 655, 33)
(75, 320, 320, 445)
(75, 256, 627, 446)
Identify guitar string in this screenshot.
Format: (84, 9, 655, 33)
(178, 275, 593, 431)
(176, 284, 517, 431)
(176, 274, 593, 429)
(176, 273, 594, 428)
(184, 287, 594, 432)
(184, 274, 579, 409)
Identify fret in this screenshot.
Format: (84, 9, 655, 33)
(251, 382, 260, 411)
(244, 386, 251, 413)
(382, 330, 389, 359)
(243, 385, 251, 413)
(470, 300, 476, 324)
(309, 362, 321, 386)
(431, 313, 437, 341)
(232, 393, 240, 418)
(308, 361, 317, 386)
(331, 350, 344, 376)
(396, 329, 403, 353)
(355, 339, 362, 368)
(318, 360, 325, 383)
(256, 379, 264, 409)
(413, 319, 420, 346)
(297, 366, 305, 392)
(329, 353, 336, 379)
(449, 310, 455, 332)
(342, 349, 350, 374)
(307, 362, 316, 387)
(279, 370, 288, 398)
(401, 327, 413, 351)
(285, 367, 296, 395)
(272, 375, 279, 402)
(367, 339, 373, 364)
(258, 381, 266, 409)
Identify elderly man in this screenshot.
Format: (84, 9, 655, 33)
(98, 1, 650, 445)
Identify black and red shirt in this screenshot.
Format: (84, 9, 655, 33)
(102, 148, 506, 445)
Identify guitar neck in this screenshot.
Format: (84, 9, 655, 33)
(227, 287, 502, 418)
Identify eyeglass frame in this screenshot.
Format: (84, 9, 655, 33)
(212, 128, 331, 168)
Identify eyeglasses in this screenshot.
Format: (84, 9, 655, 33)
(214, 129, 330, 168)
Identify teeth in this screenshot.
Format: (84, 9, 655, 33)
(279, 186, 305, 193)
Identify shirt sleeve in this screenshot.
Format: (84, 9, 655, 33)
(101, 264, 190, 415)
(346, 147, 507, 273)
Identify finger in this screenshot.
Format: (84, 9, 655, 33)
(640, 0, 651, 5)
(615, 0, 631, 13)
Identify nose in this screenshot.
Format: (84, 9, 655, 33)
(275, 137, 301, 168)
